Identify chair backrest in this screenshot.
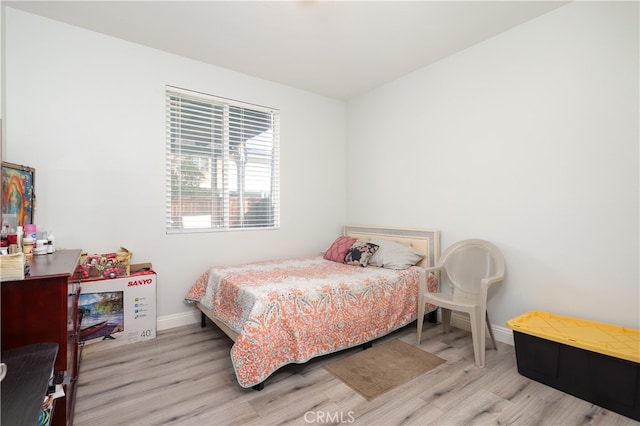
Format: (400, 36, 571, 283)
(440, 239, 505, 298)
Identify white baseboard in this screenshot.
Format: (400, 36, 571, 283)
(157, 310, 200, 331)
(158, 310, 515, 346)
(449, 312, 514, 346)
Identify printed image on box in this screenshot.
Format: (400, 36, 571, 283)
(79, 271, 156, 348)
(79, 291, 124, 341)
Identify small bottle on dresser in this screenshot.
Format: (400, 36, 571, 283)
(0, 223, 7, 249)
(47, 233, 55, 253)
(16, 226, 23, 252)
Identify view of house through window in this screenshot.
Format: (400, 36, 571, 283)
(166, 87, 280, 232)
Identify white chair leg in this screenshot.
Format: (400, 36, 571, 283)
(469, 310, 485, 367)
(441, 308, 452, 333)
(478, 313, 486, 367)
(486, 310, 497, 350)
(416, 296, 426, 344)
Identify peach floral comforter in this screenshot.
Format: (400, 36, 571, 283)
(185, 256, 437, 388)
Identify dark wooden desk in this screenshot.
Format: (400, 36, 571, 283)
(1, 342, 58, 426)
(1, 250, 82, 426)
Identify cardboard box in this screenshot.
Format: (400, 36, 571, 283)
(508, 311, 640, 421)
(79, 269, 156, 348)
(130, 262, 152, 274)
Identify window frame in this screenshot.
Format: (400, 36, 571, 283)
(165, 86, 280, 234)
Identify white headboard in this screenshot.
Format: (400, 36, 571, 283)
(343, 225, 440, 269)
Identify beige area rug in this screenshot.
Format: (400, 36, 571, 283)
(325, 339, 446, 401)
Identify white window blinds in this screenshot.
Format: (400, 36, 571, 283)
(166, 86, 280, 233)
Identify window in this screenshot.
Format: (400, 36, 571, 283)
(166, 86, 280, 233)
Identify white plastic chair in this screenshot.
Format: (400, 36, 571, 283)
(416, 239, 505, 367)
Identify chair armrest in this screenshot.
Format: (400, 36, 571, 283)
(417, 266, 441, 295)
(481, 274, 504, 289)
(422, 265, 442, 274)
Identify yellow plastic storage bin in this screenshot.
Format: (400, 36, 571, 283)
(508, 311, 640, 421)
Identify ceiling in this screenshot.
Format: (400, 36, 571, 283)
(5, 1, 569, 100)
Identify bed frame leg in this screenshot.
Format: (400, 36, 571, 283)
(428, 310, 437, 324)
(252, 382, 265, 391)
(201, 312, 206, 327)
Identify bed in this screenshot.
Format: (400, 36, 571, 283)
(185, 225, 441, 390)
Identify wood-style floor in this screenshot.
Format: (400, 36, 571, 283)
(74, 320, 639, 426)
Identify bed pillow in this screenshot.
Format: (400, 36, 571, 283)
(344, 242, 379, 267)
(323, 236, 358, 263)
(368, 239, 424, 269)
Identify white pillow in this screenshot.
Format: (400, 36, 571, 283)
(368, 238, 424, 269)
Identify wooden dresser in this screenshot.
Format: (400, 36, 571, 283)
(1, 249, 82, 426)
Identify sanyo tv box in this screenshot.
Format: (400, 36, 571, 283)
(78, 268, 156, 349)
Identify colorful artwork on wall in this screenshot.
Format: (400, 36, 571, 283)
(1, 162, 35, 227)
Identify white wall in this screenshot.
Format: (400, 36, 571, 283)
(4, 8, 347, 325)
(4, 3, 639, 337)
(346, 1, 639, 332)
